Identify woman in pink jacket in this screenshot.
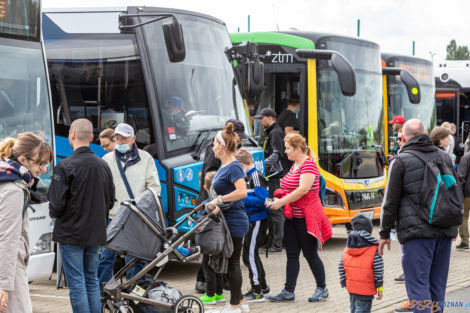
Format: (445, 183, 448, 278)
(267, 133, 332, 303)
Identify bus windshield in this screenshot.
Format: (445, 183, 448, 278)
(141, 14, 248, 154)
(388, 58, 435, 133)
(317, 37, 384, 179)
(0, 0, 40, 41)
(0, 39, 53, 191)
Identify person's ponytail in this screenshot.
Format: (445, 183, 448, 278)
(305, 146, 314, 159)
(0, 138, 15, 159)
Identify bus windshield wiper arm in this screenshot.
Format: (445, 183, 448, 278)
(191, 128, 214, 161)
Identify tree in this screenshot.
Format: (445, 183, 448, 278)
(446, 39, 470, 60)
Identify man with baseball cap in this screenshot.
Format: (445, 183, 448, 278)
(389, 115, 405, 133)
(255, 107, 287, 253)
(98, 122, 161, 284)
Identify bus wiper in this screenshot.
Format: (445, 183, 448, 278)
(191, 128, 214, 161)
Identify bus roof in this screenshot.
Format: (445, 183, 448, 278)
(230, 31, 379, 50)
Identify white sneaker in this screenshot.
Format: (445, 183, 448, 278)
(221, 303, 242, 313)
(241, 303, 250, 312)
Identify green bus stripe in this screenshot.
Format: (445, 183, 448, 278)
(230, 32, 315, 50)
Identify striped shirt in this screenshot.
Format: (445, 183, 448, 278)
(280, 157, 319, 218)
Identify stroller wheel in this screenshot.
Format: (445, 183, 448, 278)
(174, 295, 204, 313)
(101, 300, 135, 313)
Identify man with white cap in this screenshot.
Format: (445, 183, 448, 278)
(98, 123, 161, 284)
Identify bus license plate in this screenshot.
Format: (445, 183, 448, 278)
(360, 210, 374, 220)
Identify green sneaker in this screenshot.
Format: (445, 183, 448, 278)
(199, 293, 216, 305)
(215, 293, 226, 303)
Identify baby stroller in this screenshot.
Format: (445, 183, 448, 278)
(101, 189, 218, 313)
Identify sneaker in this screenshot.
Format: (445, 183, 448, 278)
(268, 289, 295, 302)
(195, 281, 206, 294)
(240, 303, 250, 313)
(261, 286, 271, 296)
(456, 243, 469, 249)
(199, 293, 216, 305)
(394, 273, 405, 283)
(215, 293, 226, 303)
(221, 303, 241, 313)
(259, 247, 282, 253)
(243, 289, 265, 303)
(308, 287, 329, 302)
(394, 300, 413, 312)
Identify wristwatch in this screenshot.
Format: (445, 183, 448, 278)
(217, 196, 223, 204)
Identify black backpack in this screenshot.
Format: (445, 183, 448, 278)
(404, 149, 464, 228)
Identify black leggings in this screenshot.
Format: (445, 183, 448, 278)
(284, 218, 326, 292)
(228, 237, 244, 305)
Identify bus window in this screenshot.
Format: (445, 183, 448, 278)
(47, 36, 155, 149)
(0, 0, 40, 41)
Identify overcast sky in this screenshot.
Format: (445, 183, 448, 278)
(43, 0, 470, 64)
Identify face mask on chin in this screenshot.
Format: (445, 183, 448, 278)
(115, 143, 131, 154)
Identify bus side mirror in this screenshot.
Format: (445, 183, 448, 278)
(382, 67, 420, 104)
(295, 49, 356, 96)
(247, 57, 264, 96)
(162, 17, 186, 63)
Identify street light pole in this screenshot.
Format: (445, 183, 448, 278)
(429, 51, 436, 64)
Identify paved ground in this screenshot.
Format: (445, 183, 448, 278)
(30, 223, 470, 313)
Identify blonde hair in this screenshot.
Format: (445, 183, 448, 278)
(235, 148, 254, 166)
(0, 132, 53, 163)
(284, 133, 314, 159)
(204, 171, 216, 190)
(99, 128, 115, 141)
(217, 122, 240, 153)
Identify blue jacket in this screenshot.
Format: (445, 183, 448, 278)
(244, 168, 269, 222)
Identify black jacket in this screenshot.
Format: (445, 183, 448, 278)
(458, 152, 470, 198)
(49, 146, 115, 246)
(195, 143, 221, 205)
(263, 122, 287, 175)
(379, 134, 458, 244)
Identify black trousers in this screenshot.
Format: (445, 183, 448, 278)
(267, 177, 284, 249)
(284, 218, 326, 292)
(242, 220, 268, 293)
(202, 254, 224, 297)
(228, 237, 244, 305)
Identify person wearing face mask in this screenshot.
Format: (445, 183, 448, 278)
(277, 95, 300, 136)
(0, 132, 53, 313)
(48, 119, 115, 313)
(98, 122, 161, 285)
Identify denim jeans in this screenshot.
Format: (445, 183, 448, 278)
(60, 244, 101, 313)
(349, 294, 373, 313)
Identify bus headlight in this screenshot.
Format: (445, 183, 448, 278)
(30, 233, 53, 255)
(323, 188, 344, 208)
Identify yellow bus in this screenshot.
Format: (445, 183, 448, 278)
(231, 32, 386, 224)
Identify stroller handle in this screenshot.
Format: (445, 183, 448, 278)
(166, 227, 178, 243)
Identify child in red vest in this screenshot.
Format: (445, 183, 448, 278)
(339, 214, 384, 313)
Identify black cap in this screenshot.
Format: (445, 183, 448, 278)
(255, 107, 277, 119)
(351, 214, 373, 234)
(226, 119, 247, 139)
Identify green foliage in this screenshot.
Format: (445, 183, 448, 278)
(446, 39, 470, 60)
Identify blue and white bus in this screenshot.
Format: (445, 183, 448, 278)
(42, 7, 264, 230)
(0, 0, 55, 281)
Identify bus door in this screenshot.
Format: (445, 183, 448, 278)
(436, 89, 459, 128)
(252, 64, 307, 143)
(459, 88, 470, 142)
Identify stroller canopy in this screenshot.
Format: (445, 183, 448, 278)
(106, 189, 164, 260)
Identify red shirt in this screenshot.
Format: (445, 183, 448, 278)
(280, 157, 320, 218)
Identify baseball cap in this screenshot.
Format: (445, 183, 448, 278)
(389, 115, 405, 125)
(226, 119, 247, 139)
(114, 123, 135, 138)
(255, 107, 277, 119)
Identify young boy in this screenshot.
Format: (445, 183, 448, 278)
(339, 214, 384, 313)
(235, 148, 271, 303)
(197, 171, 227, 305)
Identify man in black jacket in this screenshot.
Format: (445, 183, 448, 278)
(379, 119, 459, 313)
(49, 118, 115, 313)
(256, 108, 287, 252)
(457, 152, 470, 249)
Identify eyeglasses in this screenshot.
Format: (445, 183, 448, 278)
(397, 137, 402, 142)
(101, 143, 112, 149)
